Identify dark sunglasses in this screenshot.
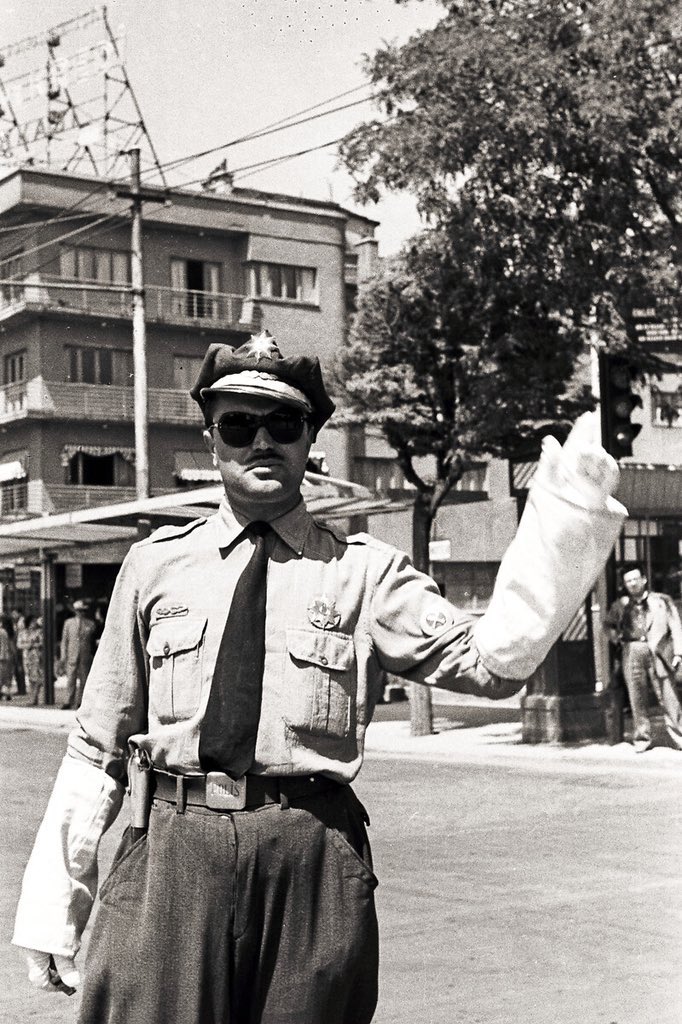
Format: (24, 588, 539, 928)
(213, 408, 311, 447)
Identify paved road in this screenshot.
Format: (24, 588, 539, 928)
(2, 727, 680, 1024)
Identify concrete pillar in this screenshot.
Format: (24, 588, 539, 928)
(520, 597, 613, 743)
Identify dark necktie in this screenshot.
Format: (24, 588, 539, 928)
(199, 521, 271, 779)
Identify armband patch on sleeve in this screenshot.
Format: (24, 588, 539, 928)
(420, 605, 453, 636)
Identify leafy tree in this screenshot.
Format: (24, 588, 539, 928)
(337, 0, 681, 732)
(334, 219, 591, 733)
(340, 0, 682, 362)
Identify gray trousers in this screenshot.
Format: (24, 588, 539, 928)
(78, 784, 379, 1024)
(64, 654, 93, 708)
(622, 641, 682, 748)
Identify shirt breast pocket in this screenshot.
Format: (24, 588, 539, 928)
(284, 628, 356, 739)
(146, 616, 207, 722)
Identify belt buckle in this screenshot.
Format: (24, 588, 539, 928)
(205, 772, 247, 810)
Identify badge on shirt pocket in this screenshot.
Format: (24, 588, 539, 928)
(307, 595, 341, 630)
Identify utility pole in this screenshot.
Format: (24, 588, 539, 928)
(41, 551, 56, 705)
(590, 336, 624, 742)
(116, 148, 166, 500)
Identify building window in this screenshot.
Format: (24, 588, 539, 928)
(0, 453, 28, 515)
(0, 479, 27, 515)
(4, 350, 26, 384)
(248, 262, 317, 304)
(65, 346, 133, 386)
(173, 355, 206, 390)
(651, 385, 682, 427)
(171, 259, 221, 318)
(60, 246, 131, 284)
(65, 449, 135, 487)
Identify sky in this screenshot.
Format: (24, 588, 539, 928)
(2, 0, 444, 254)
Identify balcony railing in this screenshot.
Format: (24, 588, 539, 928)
(0, 377, 203, 426)
(41, 484, 140, 514)
(16, 481, 172, 517)
(0, 275, 258, 331)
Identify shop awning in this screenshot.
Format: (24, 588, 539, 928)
(511, 458, 682, 518)
(61, 445, 135, 466)
(0, 459, 27, 483)
(616, 464, 682, 516)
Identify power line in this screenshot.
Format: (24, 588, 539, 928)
(156, 135, 345, 193)
(0, 211, 128, 274)
(157, 94, 374, 178)
(0, 82, 375, 253)
(0, 82, 380, 264)
(0, 210, 100, 236)
(0, 169, 137, 255)
(4, 212, 130, 282)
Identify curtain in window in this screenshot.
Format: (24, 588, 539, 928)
(298, 267, 317, 302)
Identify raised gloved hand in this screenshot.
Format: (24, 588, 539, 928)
(532, 411, 621, 512)
(25, 949, 79, 995)
(474, 412, 627, 681)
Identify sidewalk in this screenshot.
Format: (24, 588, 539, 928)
(1, 693, 681, 775)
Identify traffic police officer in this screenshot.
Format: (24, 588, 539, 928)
(13, 332, 626, 1023)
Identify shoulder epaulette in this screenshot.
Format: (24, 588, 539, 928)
(138, 517, 207, 546)
(345, 531, 395, 553)
(312, 519, 349, 544)
(316, 522, 397, 552)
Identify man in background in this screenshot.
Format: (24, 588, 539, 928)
(605, 565, 682, 752)
(60, 600, 96, 710)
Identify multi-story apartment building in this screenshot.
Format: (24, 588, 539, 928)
(0, 167, 379, 611)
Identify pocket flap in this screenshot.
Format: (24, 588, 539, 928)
(147, 616, 207, 657)
(287, 628, 354, 671)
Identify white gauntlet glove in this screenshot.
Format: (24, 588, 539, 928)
(13, 753, 123, 976)
(474, 413, 627, 680)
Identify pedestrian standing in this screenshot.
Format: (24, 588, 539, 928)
(0, 613, 14, 702)
(59, 600, 96, 710)
(18, 615, 43, 706)
(604, 565, 682, 752)
(13, 334, 626, 1023)
(10, 608, 27, 696)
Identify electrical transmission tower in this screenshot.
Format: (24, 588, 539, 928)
(0, 6, 166, 184)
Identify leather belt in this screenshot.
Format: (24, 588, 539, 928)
(151, 768, 338, 813)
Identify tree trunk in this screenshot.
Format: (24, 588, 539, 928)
(410, 494, 434, 736)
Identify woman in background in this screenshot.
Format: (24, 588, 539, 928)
(0, 614, 15, 701)
(18, 615, 43, 706)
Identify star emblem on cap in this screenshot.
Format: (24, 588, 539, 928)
(242, 331, 282, 363)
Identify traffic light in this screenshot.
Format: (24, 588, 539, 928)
(598, 353, 643, 459)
